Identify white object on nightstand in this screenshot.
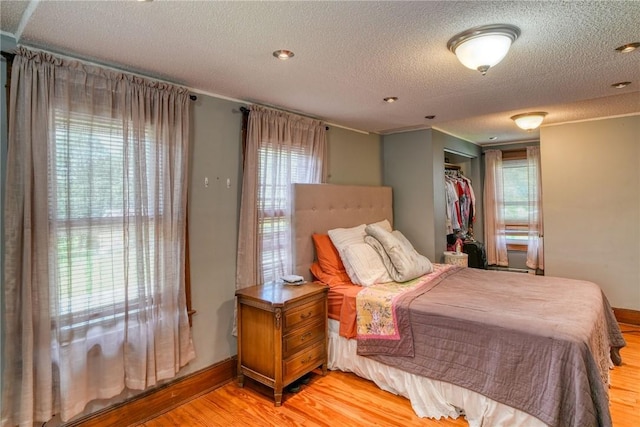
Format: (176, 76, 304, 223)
(444, 251, 468, 267)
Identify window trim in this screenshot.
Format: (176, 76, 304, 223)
(501, 148, 527, 161)
(185, 213, 195, 325)
(505, 223, 528, 251)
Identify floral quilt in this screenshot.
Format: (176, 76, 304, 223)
(356, 264, 458, 356)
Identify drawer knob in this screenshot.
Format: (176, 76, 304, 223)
(301, 355, 312, 364)
(300, 331, 313, 341)
(300, 311, 312, 319)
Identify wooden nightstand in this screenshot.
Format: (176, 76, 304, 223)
(235, 282, 329, 406)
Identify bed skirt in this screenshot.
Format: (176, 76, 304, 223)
(327, 319, 547, 427)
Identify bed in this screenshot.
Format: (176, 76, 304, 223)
(291, 183, 626, 427)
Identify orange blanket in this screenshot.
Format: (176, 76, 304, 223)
(311, 261, 362, 339)
(328, 284, 361, 339)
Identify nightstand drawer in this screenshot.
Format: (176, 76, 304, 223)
(283, 320, 325, 358)
(283, 340, 325, 383)
(283, 299, 324, 331)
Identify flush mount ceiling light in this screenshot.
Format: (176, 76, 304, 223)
(615, 42, 640, 53)
(612, 81, 632, 89)
(511, 112, 547, 131)
(447, 24, 520, 75)
(273, 50, 294, 60)
(383, 97, 398, 103)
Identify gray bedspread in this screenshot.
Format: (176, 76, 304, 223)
(357, 267, 626, 427)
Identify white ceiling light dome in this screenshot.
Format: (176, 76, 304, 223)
(447, 24, 521, 75)
(511, 112, 548, 131)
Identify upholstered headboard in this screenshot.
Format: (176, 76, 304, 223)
(292, 184, 393, 281)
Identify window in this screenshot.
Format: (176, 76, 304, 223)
(501, 151, 536, 250)
(5, 49, 195, 425)
(484, 146, 543, 268)
(52, 111, 159, 332)
(257, 145, 310, 282)
(237, 106, 326, 288)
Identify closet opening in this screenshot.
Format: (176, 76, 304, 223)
(443, 150, 487, 269)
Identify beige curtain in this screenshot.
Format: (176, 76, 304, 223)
(483, 149, 509, 266)
(235, 105, 326, 292)
(526, 146, 544, 270)
(2, 47, 195, 425)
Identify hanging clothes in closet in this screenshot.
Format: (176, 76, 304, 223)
(445, 168, 476, 239)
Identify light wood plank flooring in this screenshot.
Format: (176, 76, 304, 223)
(141, 325, 640, 426)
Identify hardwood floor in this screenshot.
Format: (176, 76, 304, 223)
(610, 324, 640, 426)
(141, 325, 640, 427)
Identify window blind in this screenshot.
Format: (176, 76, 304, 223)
(502, 158, 534, 245)
(257, 144, 310, 282)
(51, 110, 159, 327)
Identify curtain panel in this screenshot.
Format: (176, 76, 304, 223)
(235, 105, 326, 293)
(526, 146, 544, 270)
(2, 47, 195, 426)
(483, 149, 509, 266)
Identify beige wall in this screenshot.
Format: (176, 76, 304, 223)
(541, 115, 640, 310)
(327, 126, 382, 185)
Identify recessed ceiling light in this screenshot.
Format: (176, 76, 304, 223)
(425, 115, 436, 120)
(273, 50, 294, 60)
(383, 97, 398, 103)
(615, 42, 640, 53)
(489, 136, 498, 140)
(611, 81, 632, 89)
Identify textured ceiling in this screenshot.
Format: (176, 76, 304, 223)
(1, 0, 639, 144)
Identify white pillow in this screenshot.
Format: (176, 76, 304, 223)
(327, 220, 392, 251)
(328, 219, 393, 286)
(365, 224, 433, 282)
(328, 224, 366, 280)
(341, 243, 392, 286)
(328, 224, 366, 253)
(371, 219, 392, 233)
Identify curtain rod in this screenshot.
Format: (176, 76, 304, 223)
(3, 49, 352, 131)
(238, 105, 329, 130)
(240, 103, 321, 121)
(2, 48, 342, 129)
(481, 146, 536, 154)
(2, 48, 198, 101)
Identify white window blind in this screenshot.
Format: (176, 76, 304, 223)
(51, 111, 159, 330)
(257, 145, 310, 282)
(502, 158, 533, 245)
